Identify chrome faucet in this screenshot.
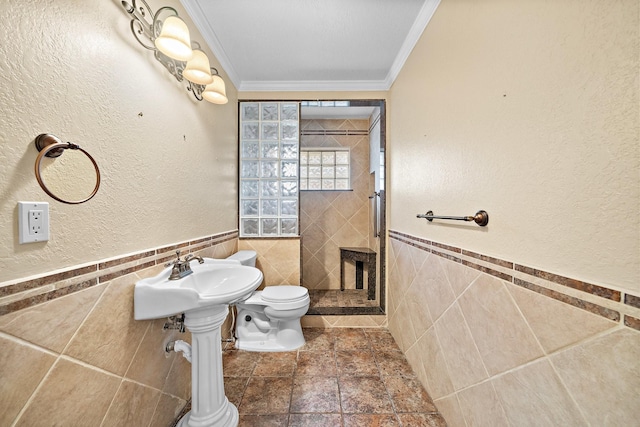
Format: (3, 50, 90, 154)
(166, 250, 204, 280)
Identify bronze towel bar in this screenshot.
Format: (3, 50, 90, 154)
(417, 210, 489, 227)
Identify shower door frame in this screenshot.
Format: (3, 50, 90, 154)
(237, 99, 387, 315)
(300, 99, 386, 315)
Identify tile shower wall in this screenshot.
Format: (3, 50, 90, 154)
(0, 232, 238, 426)
(387, 230, 640, 426)
(238, 238, 301, 287)
(300, 119, 372, 290)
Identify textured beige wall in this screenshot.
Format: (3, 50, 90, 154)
(0, 0, 238, 283)
(389, 0, 639, 292)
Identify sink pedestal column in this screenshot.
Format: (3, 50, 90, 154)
(178, 305, 238, 427)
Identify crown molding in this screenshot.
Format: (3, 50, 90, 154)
(385, 0, 441, 88)
(238, 80, 390, 93)
(180, 0, 241, 88)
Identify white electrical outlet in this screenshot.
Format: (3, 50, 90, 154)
(18, 202, 50, 244)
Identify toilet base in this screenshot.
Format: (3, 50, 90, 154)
(235, 312, 306, 352)
(236, 334, 305, 352)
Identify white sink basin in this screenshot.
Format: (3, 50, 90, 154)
(134, 261, 263, 320)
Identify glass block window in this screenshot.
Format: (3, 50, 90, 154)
(300, 147, 350, 191)
(240, 102, 299, 237)
(300, 100, 351, 107)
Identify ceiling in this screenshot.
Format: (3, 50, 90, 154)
(180, 0, 441, 92)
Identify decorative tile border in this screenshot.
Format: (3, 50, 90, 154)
(0, 230, 239, 317)
(389, 230, 640, 331)
(515, 265, 620, 301)
(625, 294, 640, 309)
(624, 315, 640, 330)
(513, 278, 620, 322)
(0, 264, 98, 298)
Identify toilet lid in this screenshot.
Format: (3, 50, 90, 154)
(261, 286, 309, 303)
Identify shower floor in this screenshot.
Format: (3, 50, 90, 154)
(309, 289, 378, 308)
(307, 289, 383, 315)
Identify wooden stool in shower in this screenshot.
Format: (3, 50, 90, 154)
(339, 247, 376, 300)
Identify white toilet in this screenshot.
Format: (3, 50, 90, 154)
(226, 250, 310, 352)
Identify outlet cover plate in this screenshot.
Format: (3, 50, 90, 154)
(18, 201, 50, 244)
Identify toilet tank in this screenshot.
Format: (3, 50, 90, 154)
(226, 250, 257, 267)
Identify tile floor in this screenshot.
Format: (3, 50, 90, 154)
(221, 328, 448, 426)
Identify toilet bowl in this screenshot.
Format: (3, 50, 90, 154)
(227, 251, 309, 352)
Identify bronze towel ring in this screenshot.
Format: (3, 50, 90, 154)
(34, 133, 101, 205)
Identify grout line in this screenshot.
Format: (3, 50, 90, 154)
(453, 300, 492, 381)
(10, 357, 60, 427)
(99, 379, 125, 427)
(545, 353, 592, 426)
(145, 391, 164, 427)
(502, 280, 548, 358)
(58, 281, 110, 357)
(55, 355, 132, 381)
(122, 319, 153, 382)
(0, 330, 59, 357)
(488, 381, 510, 427)
(456, 392, 471, 427)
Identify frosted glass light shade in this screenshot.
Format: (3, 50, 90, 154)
(154, 16, 192, 61)
(202, 75, 228, 104)
(183, 50, 214, 85)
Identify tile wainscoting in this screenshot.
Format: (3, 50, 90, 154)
(388, 229, 640, 426)
(0, 230, 238, 426)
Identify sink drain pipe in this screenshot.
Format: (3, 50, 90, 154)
(166, 340, 192, 363)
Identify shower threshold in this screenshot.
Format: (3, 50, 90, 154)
(307, 289, 383, 315)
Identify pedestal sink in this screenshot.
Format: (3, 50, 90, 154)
(135, 260, 263, 427)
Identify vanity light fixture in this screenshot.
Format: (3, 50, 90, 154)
(121, 0, 228, 104)
(154, 15, 192, 61)
(183, 49, 213, 85)
(202, 74, 228, 104)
